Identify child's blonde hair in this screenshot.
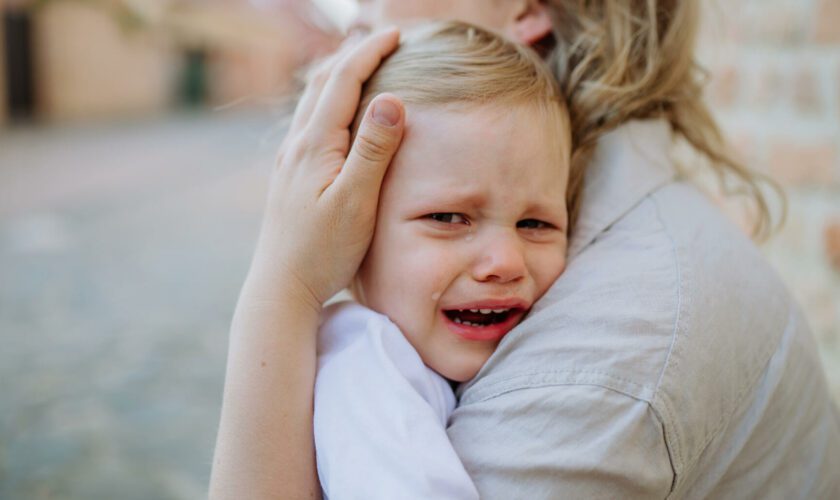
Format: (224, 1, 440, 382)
(355, 21, 570, 149)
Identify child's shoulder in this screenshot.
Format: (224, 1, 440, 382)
(321, 299, 377, 327)
(316, 300, 457, 427)
(318, 300, 392, 359)
(317, 301, 432, 387)
(320, 300, 383, 337)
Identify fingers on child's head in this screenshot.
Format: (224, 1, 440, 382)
(309, 28, 401, 133)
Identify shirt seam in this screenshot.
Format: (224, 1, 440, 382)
(649, 193, 686, 480)
(676, 307, 791, 482)
(650, 195, 681, 399)
(459, 369, 656, 406)
(647, 186, 789, 491)
(458, 379, 677, 495)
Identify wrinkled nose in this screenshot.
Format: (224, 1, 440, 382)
(471, 231, 526, 284)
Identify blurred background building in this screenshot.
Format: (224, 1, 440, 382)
(0, 0, 342, 122)
(0, 0, 838, 498)
(697, 0, 840, 394)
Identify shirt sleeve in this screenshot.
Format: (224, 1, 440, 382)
(315, 303, 479, 500)
(447, 383, 674, 499)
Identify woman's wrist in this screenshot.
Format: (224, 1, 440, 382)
(238, 231, 323, 308)
(238, 265, 323, 320)
(213, 266, 322, 500)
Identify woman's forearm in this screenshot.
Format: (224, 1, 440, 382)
(209, 280, 322, 499)
(208, 29, 404, 499)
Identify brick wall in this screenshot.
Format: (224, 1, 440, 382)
(0, 12, 6, 124)
(7, 1, 337, 121)
(32, 2, 177, 121)
(698, 0, 840, 401)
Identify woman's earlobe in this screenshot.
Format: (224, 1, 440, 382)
(512, 1, 553, 46)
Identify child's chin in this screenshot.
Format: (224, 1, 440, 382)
(437, 361, 483, 384)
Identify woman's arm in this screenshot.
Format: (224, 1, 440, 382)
(208, 28, 405, 499)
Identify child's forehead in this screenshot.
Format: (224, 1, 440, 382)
(403, 100, 567, 143)
(398, 103, 567, 170)
(384, 103, 569, 209)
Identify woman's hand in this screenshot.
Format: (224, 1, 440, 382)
(209, 29, 404, 500)
(246, 28, 405, 311)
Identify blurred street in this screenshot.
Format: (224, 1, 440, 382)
(0, 110, 280, 498)
(1, 0, 839, 498)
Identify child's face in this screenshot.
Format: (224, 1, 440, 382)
(357, 104, 569, 382)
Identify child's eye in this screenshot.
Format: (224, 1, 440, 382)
(427, 213, 469, 225)
(517, 219, 553, 230)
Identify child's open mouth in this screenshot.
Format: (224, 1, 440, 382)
(444, 308, 516, 326)
(441, 306, 527, 342)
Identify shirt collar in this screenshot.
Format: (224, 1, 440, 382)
(567, 119, 676, 258)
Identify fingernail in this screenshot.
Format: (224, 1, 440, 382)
(372, 99, 400, 127)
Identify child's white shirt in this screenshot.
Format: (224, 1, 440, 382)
(314, 301, 479, 499)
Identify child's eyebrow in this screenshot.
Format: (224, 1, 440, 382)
(409, 188, 488, 209)
(406, 188, 565, 220)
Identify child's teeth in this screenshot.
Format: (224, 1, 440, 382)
(479, 309, 492, 314)
(454, 317, 481, 327)
(492, 308, 507, 313)
(469, 309, 479, 313)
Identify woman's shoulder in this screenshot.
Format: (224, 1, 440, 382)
(461, 181, 834, 489)
(470, 179, 797, 403)
(640, 182, 838, 495)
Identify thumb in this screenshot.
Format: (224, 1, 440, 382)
(334, 94, 405, 198)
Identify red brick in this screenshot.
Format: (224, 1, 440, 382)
(754, 6, 808, 44)
(793, 67, 823, 114)
(730, 132, 762, 167)
(814, 0, 840, 43)
(837, 64, 840, 120)
(208, 48, 297, 107)
(825, 219, 840, 272)
(709, 65, 739, 108)
(767, 140, 837, 186)
(804, 286, 839, 344)
(751, 66, 784, 109)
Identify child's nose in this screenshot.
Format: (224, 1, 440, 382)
(471, 231, 526, 284)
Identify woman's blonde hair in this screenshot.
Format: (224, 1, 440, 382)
(548, 0, 784, 240)
(355, 21, 570, 148)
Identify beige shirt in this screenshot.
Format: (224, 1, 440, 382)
(447, 120, 840, 498)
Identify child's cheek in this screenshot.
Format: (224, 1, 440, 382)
(531, 244, 567, 296)
(393, 228, 456, 295)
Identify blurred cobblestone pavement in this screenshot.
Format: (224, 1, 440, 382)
(1, 109, 838, 499)
(0, 111, 280, 499)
